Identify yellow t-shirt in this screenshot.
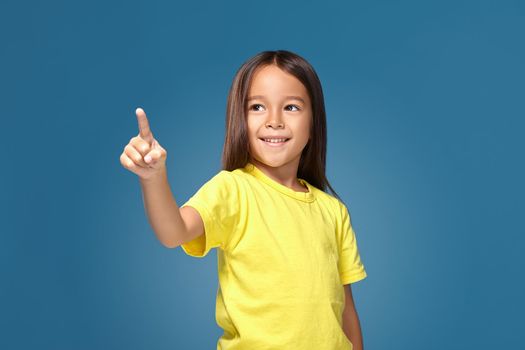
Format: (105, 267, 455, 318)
(180, 162, 367, 350)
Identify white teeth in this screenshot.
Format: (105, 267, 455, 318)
(263, 138, 287, 143)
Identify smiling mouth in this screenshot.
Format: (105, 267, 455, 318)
(259, 138, 290, 146)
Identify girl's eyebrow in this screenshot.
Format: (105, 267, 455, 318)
(247, 95, 305, 103)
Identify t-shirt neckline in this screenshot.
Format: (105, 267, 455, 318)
(244, 162, 316, 202)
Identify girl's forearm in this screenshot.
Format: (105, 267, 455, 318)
(139, 167, 186, 248)
(343, 309, 364, 350)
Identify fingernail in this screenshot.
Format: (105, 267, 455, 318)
(145, 155, 151, 163)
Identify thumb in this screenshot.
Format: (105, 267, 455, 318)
(144, 139, 164, 164)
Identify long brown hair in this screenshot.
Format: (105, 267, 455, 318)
(221, 50, 341, 201)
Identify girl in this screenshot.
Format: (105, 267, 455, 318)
(120, 50, 368, 350)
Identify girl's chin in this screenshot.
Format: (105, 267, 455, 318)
(250, 157, 294, 169)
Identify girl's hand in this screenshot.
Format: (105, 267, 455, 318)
(120, 107, 168, 181)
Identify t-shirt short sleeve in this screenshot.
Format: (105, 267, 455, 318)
(337, 202, 367, 285)
(179, 170, 240, 258)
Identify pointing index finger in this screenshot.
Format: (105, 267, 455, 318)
(135, 107, 153, 144)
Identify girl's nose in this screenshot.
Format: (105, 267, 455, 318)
(265, 121, 284, 129)
(265, 110, 284, 129)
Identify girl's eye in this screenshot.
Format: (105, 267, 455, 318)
(249, 104, 264, 111)
(285, 104, 300, 111)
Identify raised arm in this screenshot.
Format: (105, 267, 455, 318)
(139, 170, 205, 248)
(120, 107, 205, 248)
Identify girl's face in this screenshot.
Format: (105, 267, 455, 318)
(246, 64, 312, 172)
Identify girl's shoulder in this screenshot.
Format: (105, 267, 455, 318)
(192, 169, 240, 198)
(312, 188, 352, 222)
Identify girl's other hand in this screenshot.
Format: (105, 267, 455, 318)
(120, 107, 168, 181)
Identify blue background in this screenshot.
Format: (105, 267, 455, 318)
(1, 0, 524, 349)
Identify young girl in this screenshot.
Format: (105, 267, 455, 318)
(120, 50, 368, 350)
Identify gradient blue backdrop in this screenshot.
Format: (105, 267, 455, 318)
(1, 0, 523, 349)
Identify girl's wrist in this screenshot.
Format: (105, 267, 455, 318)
(139, 166, 168, 185)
